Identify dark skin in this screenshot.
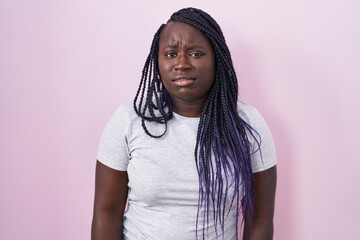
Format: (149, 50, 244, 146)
(91, 21, 277, 240)
(243, 166, 277, 240)
(91, 161, 128, 240)
(158, 21, 215, 117)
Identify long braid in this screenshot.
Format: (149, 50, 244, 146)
(133, 24, 172, 138)
(133, 7, 261, 239)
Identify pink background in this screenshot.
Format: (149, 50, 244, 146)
(1, 1, 359, 239)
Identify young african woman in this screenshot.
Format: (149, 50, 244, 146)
(92, 7, 277, 240)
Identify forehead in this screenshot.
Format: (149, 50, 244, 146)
(159, 21, 212, 47)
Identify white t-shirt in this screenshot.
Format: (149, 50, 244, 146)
(97, 101, 277, 240)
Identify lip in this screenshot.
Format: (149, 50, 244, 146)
(172, 75, 196, 81)
(171, 76, 196, 87)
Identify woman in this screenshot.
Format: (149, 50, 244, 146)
(92, 7, 277, 240)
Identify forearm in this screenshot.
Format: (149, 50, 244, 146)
(92, 162, 128, 240)
(243, 217, 273, 240)
(91, 210, 123, 240)
(243, 167, 276, 240)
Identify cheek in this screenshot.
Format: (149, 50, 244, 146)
(158, 63, 171, 90)
(201, 61, 215, 82)
(158, 61, 171, 80)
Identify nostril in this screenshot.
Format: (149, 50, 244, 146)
(174, 57, 191, 70)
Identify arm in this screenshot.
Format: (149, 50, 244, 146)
(91, 160, 129, 240)
(243, 166, 277, 240)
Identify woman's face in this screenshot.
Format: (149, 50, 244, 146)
(158, 21, 215, 109)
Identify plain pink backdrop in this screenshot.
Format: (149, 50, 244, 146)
(1, 1, 359, 239)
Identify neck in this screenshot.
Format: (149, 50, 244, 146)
(170, 99, 205, 117)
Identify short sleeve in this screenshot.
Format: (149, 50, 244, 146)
(96, 103, 131, 171)
(238, 102, 277, 173)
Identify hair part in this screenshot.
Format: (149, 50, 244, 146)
(133, 7, 261, 239)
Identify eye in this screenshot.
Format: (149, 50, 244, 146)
(165, 52, 177, 58)
(190, 51, 204, 58)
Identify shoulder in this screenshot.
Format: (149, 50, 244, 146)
(236, 100, 272, 137)
(113, 100, 136, 118)
(109, 100, 139, 126)
(100, 100, 139, 140)
(237, 101, 277, 172)
(236, 100, 265, 128)
(96, 100, 137, 171)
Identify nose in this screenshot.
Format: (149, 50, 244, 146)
(174, 54, 191, 71)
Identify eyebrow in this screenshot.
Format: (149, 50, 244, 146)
(161, 43, 208, 50)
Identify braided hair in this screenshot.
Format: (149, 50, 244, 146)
(133, 7, 261, 239)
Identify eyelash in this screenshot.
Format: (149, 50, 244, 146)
(165, 52, 177, 58)
(164, 52, 204, 58)
(190, 52, 204, 57)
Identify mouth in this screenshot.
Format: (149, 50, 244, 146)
(172, 76, 196, 87)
